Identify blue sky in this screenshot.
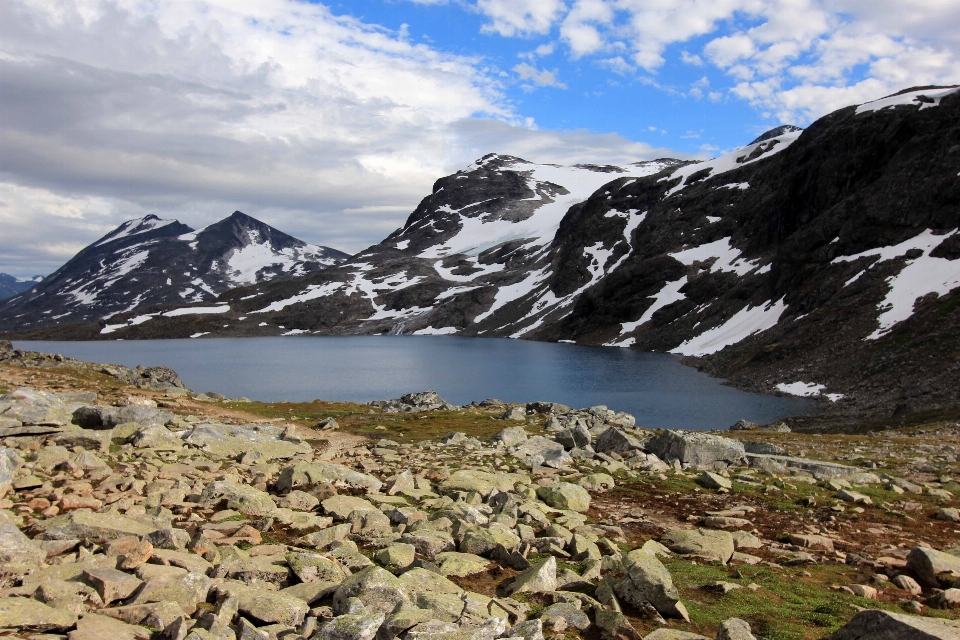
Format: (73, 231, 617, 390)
(1, 0, 958, 275)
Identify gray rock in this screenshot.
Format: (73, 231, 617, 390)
(595, 428, 644, 455)
(742, 442, 787, 456)
(504, 557, 557, 595)
(745, 453, 859, 480)
(615, 549, 689, 621)
(501, 406, 527, 421)
(277, 462, 383, 493)
(824, 608, 960, 639)
(595, 610, 643, 640)
(0, 597, 79, 632)
(181, 423, 310, 461)
(460, 524, 521, 556)
(698, 471, 732, 491)
(536, 482, 591, 512)
(72, 405, 174, 429)
(492, 427, 528, 447)
(34, 510, 159, 544)
(906, 546, 960, 588)
(716, 618, 756, 640)
(538, 602, 590, 632)
(318, 612, 386, 640)
(661, 529, 734, 564)
(0, 522, 46, 564)
(556, 423, 592, 450)
(645, 431, 745, 469)
(214, 581, 309, 626)
(0, 387, 74, 426)
(0, 446, 22, 497)
(199, 481, 277, 517)
(129, 425, 183, 450)
(333, 567, 410, 616)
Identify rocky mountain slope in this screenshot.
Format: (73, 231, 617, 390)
(0, 274, 41, 301)
(0, 343, 958, 639)
(5, 86, 959, 425)
(0, 212, 348, 329)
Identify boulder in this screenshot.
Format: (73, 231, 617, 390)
(0, 447, 22, 496)
(0, 388, 74, 426)
(0, 597, 79, 632)
(287, 552, 348, 583)
(660, 529, 734, 564)
(825, 609, 960, 639)
(199, 481, 277, 517)
(460, 524, 521, 556)
(440, 470, 520, 497)
(698, 471, 732, 491)
(578, 473, 616, 492)
(615, 549, 689, 621)
(333, 567, 410, 616)
(906, 546, 960, 588)
(504, 557, 557, 595)
(72, 405, 174, 429)
(323, 496, 379, 520)
(34, 511, 159, 544)
(214, 581, 310, 626)
(491, 427, 528, 447)
(716, 618, 756, 640)
(537, 482, 591, 512)
(745, 453, 859, 480)
(374, 543, 417, 572)
(645, 431, 745, 469)
(434, 552, 491, 577)
(595, 428, 644, 455)
(277, 462, 383, 493)
(0, 522, 46, 564)
(181, 422, 311, 460)
(68, 613, 152, 640)
(556, 423, 592, 450)
(317, 611, 386, 640)
(128, 425, 183, 450)
(132, 571, 212, 615)
(594, 609, 642, 640)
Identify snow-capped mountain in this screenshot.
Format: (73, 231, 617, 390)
(0, 274, 42, 301)
(0, 211, 348, 328)
(6, 86, 960, 421)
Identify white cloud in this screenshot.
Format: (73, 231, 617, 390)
(475, 0, 566, 37)
(513, 63, 568, 89)
(1, 0, 676, 277)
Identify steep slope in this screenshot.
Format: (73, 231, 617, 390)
(7, 86, 959, 425)
(0, 211, 348, 329)
(0, 274, 41, 301)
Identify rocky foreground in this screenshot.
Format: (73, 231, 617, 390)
(0, 341, 958, 640)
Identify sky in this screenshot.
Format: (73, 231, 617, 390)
(1, 0, 958, 278)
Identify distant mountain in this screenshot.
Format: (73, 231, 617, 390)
(0, 211, 348, 328)
(0, 274, 42, 301)
(7, 86, 960, 424)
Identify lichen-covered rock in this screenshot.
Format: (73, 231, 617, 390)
(0, 388, 74, 426)
(491, 426, 528, 447)
(333, 567, 410, 616)
(0, 597, 79, 632)
(0, 522, 46, 564)
(317, 611, 386, 640)
(824, 608, 960, 639)
(34, 511, 159, 544)
(716, 618, 756, 640)
(287, 552, 348, 584)
(578, 473, 615, 491)
(504, 557, 557, 595)
(374, 543, 416, 572)
(645, 430, 745, 469)
(198, 481, 277, 517)
(536, 482, 591, 512)
(128, 425, 183, 450)
(906, 546, 960, 588)
(322, 496, 380, 520)
(615, 549, 689, 621)
(68, 612, 153, 640)
(440, 470, 519, 497)
(132, 571, 213, 615)
(214, 580, 310, 626)
(595, 428, 644, 455)
(538, 602, 590, 631)
(72, 405, 174, 429)
(460, 524, 521, 556)
(0, 447, 22, 497)
(180, 422, 310, 460)
(277, 461, 383, 493)
(434, 552, 491, 577)
(660, 529, 735, 564)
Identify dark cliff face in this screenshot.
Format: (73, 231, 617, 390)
(6, 86, 959, 425)
(0, 274, 40, 301)
(0, 211, 349, 330)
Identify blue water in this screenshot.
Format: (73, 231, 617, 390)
(14, 336, 813, 431)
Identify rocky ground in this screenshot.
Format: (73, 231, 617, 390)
(0, 341, 958, 640)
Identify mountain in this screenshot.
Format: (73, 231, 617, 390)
(0, 274, 42, 301)
(0, 211, 349, 329)
(5, 86, 959, 426)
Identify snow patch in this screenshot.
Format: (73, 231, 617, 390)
(413, 326, 458, 335)
(162, 305, 230, 317)
(671, 298, 786, 356)
(189, 332, 209, 338)
(395, 240, 410, 250)
(855, 87, 959, 114)
(670, 237, 759, 276)
(253, 282, 345, 314)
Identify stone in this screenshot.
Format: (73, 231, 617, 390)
(502, 406, 527, 421)
(226, 556, 293, 588)
(660, 529, 735, 564)
(836, 490, 872, 505)
(645, 431, 745, 469)
(504, 557, 557, 595)
(214, 581, 310, 627)
(538, 603, 590, 632)
(129, 425, 183, 450)
(317, 611, 386, 640)
(68, 613, 153, 640)
(379, 606, 435, 640)
(492, 426, 528, 447)
(643, 631, 709, 640)
(0, 522, 46, 564)
(280, 489, 320, 512)
(745, 454, 859, 480)
(99, 601, 187, 629)
(180, 422, 311, 461)
(434, 551, 491, 577)
(595, 428, 644, 455)
(935, 588, 960, 608)
(133, 571, 213, 615)
(846, 584, 878, 599)
(0, 597, 79, 632)
(388, 470, 417, 496)
(374, 543, 416, 572)
(537, 482, 591, 512)
(892, 575, 922, 595)
(615, 548, 689, 621)
(716, 618, 756, 640)
(578, 473, 615, 491)
(698, 471, 732, 491)
(199, 481, 277, 517)
(824, 608, 960, 639)
(906, 546, 960, 588)
(402, 529, 456, 559)
(936, 508, 960, 522)
(460, 524, 521, 556)
(0, 447, 19, 497)
(440, 470, 519, 497)
(84, 567, 144, 603)
(788, 534, 834, 551)
(1, 388, 74, 426)
(287, 552, 348, 583)
(594, 609, 642, 640)
(556, 424, 592, 450)
(34, 510, 159, 544)
(277, 462, 383, 493)
(72, 405, 174, 429)
(299, 523, 352, 550)
(323, 496, 379, 520)
(333, 567, 410, 616)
